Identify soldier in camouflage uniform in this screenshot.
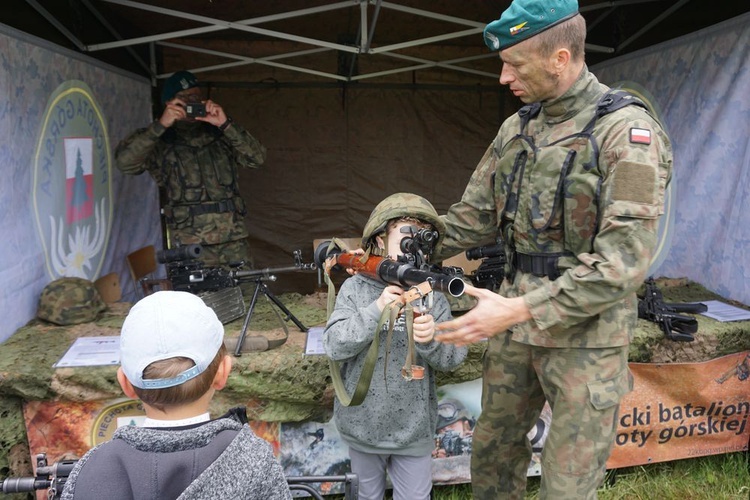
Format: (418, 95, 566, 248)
(115, 71, 266, 267)
(431, 1, 673, 498)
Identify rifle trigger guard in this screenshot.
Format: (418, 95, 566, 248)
(403, 281, 434, 314)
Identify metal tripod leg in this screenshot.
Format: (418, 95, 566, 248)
(234, 279, 307, 356)
(263, 284, 308, 332)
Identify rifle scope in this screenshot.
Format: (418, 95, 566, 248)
(466, 244, 504, 261)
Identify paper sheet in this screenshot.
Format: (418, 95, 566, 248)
(53, 336, 120, 368)
(699, 300, 750, 322)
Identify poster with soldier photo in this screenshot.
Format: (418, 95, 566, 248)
(431, 378, 551, 482)
(278, 378, 552, 496)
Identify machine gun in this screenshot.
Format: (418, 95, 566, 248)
(637, 277, 708, 342)
(157, 245, 315, 295)
(1, 453, 75, 499)
(157, 244, 317, 355)
(465, 241, 506, 291)
(2, 454, 359, 500)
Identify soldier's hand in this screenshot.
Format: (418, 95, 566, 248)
(413, 313, 435, 344)
(377, 285, 404, 312)
(196, 99, 228, 128)
(435, 284, 531, 346)
(159, 98, 188, 128)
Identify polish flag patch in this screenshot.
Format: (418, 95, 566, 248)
(630, 127, 652, 145)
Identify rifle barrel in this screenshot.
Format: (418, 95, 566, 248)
(232, 264, 315, 280)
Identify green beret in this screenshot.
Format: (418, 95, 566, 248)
(483, 0, 579, 52)
(161, 70, 198, 104)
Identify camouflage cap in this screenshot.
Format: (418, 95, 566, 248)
(37, 277, 106, 326)
(483, 0, 579, 52)
(161, 70, 199, 104)
(362, 193, 446, 250)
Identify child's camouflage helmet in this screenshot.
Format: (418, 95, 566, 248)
(37, 277, 106, 325)
(361, 192, 446, 250)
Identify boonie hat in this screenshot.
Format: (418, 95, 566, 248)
(120, 291, 224, 390)
(484, 0, 579, 52)
(161, 70, 199, 104)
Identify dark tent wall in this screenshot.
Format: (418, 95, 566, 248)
(593, 12, 750, 307)
(0, 23, 159, 343)
(206, 84, 505, 292)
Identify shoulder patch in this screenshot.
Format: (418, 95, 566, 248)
(630, 127, 652, 145)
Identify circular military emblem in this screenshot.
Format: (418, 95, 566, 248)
(91, 399, 146, 446)
(33, 80, 113, 281)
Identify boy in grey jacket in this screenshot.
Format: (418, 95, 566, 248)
(61, 291, 291, 500)
(323, 193, 468, 500)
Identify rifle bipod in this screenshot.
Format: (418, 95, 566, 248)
(234, 277, 307, 356)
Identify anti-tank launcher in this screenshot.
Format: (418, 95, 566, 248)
(314, 239, 465, 299)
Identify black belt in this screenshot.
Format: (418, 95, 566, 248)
(164, 199, 236, 218)
(514, 252, 565, 280)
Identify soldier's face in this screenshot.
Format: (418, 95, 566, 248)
(498, 40, 559, 103)
(174, 87, 203, 103)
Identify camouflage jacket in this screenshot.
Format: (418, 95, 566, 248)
(434, 67, 673, 348)
(115, 120, 266, 246)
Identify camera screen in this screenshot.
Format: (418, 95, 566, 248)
(185, 102, 206, 117)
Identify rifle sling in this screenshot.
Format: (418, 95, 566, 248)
(329, 303, 393, 407)
(325, 266, 431, 406)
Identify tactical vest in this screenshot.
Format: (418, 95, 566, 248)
(496, 90, 648, 280)
(159, 124, 246, 226)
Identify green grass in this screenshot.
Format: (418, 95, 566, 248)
(330, 452, 749, 499)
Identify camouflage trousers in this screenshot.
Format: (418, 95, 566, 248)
(471, 333, 632, 500)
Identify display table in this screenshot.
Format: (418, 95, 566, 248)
(1, 278, 748, 486)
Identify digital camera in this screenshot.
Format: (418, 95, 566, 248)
(185, 102, 207, 118)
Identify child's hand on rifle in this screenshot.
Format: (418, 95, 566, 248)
(344, 248, 365, 276)
(413, 314, 436, 344)
(377, 285, 404, 312)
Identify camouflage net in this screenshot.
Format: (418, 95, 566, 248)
(0, 396, 32, 498)
(0, 282, 748, 479)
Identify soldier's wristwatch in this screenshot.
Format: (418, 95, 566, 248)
(219, 116, 233, 132)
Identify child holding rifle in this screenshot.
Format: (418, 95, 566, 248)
(323, 193, 467, 500)
(61, 291, 291, 500)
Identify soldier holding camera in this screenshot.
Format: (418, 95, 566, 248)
(115, 70, 267, 267)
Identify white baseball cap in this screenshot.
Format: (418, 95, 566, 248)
(120, 291, 224, 389)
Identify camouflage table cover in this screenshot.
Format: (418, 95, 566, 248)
(1, 279, 749, 482)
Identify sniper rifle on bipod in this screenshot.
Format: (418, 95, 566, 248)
(637, 277, 708, 342)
